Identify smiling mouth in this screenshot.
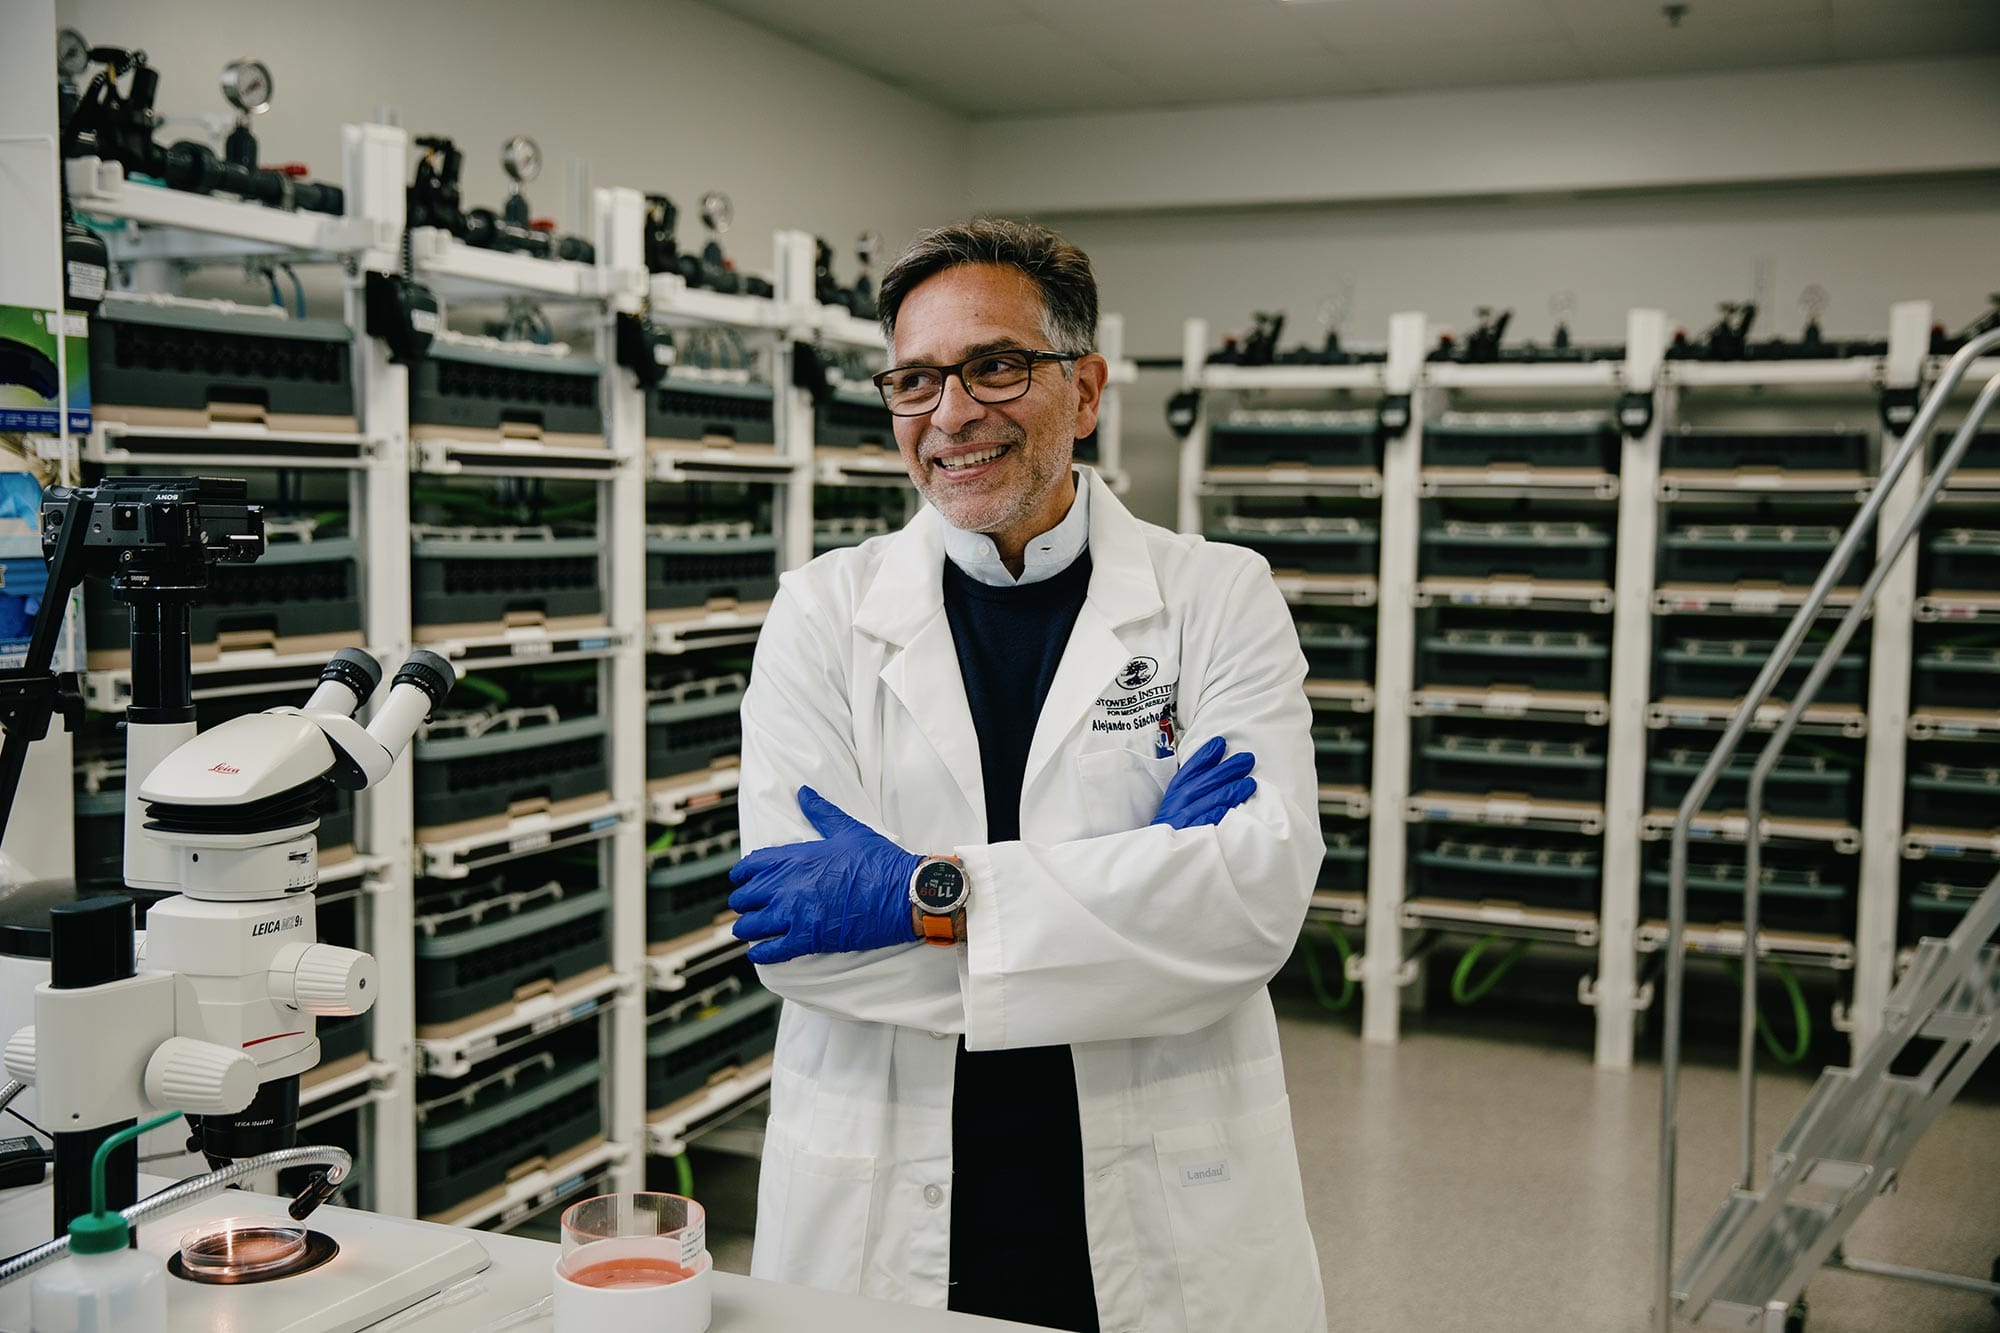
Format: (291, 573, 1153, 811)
(934, 442, 1013, 471)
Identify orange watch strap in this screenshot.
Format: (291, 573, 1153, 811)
(912, 855, 965, 946)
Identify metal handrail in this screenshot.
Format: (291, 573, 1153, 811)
(1653, 327, 2000, 1333)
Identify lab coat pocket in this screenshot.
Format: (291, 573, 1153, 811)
(1077, 747, 1179, 835)
(759, 1133, 878, 1294)
(1151, 1098, 1324, 1333)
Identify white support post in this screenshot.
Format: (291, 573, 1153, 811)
(1361, 312, 1427, 1044)
(775, 229, 818, 571)
(1097, 312, 1126, 488)
(597, 186, 650, 1193)
(1177, 318, 1208, 535)
(1595, 308, 1669, 1070)
(342, 121, 417, 1216)
(1852, 300, 1932, 1051)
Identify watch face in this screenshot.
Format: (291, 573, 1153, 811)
(912, 860, 965, 913)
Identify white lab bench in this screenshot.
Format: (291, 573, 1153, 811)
(441, 1227, 1033, 1332)
(0, 1176, 1031, 1332)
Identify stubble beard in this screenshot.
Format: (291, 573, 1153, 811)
(917, 423, 1069, 536)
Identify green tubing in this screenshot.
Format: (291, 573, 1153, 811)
(647, 827, 678, 856)
(1298, 922, 1356, 1012)
(93, 1110, 184, 1217)
(452, 674, 510, 706)
(673, 1153, 695, 1198)
(1450, 934, 1530, 1006)
(1725, 957, 1812, 1066)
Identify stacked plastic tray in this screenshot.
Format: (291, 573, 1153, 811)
(1407, 489, 1617, 917)
(412, 664, 608, 840)
(1648, 399, 1878, 940)
(648, 807, 739, 943)
(84, 517, 361, 669)
(1201, 392, 1387, 920)
(814, 384, 895, 451)
(1899, 413, 2000, 939)
(647, 666, 747, 786)
(409, 343, 604, 448)
(813, 487, 904, 555)
(646, 375, 777, 453)
(415, 1024, 603, 1221)
(411, 523, 602, 635)
(645, 957, 781, 1112)
(414, 849, 610, 1028)
(88, 297, 356, 431)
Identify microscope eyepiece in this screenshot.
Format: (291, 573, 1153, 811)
(392, 649, 456, 715)
(318, 648, 382, 709)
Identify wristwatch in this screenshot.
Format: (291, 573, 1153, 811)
(908, 855, 969, 946)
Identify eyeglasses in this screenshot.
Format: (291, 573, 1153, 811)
(871, 349, 1081, 416)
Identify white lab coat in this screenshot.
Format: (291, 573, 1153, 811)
(738, 467, 1327, 1333)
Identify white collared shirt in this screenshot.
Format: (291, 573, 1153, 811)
(940, 467, 1091, 587)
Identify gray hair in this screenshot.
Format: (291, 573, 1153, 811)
(878, 218, 1098, 359)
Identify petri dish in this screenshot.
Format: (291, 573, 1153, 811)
(178, 1217, 310, 1281)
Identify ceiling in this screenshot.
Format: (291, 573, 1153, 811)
(696, 0, 2000, 116)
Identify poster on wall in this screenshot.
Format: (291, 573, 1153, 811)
(0, 306, 89, 434)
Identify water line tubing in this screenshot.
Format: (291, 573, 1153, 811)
(674, 1153, 695, 1198)
(1298, 923, 1356, 1012)
(1451, 934, 1530, 1006)
(1723, 956, 1812, 1066)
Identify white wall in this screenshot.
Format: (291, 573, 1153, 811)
(1049, 177, 2000, 527)
(0, 0, 62, 311)
(971, 57, 2000, 216)
(55, 0, 969, 274)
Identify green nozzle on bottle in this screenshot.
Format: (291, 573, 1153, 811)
(70, 1111, 183, 1252)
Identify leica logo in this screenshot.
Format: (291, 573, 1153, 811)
(208, 762, 241, 775)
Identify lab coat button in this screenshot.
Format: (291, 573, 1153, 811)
(923, 1184, 944, 1207)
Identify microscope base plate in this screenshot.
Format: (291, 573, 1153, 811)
(0, 1173, 491, 1332)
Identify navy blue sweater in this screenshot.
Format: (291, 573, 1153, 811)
(940, 552, 1099, 1332)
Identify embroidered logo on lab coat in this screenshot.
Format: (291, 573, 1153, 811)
(1116, 656, 1159, 690)
(1092, 661, 1177, 734)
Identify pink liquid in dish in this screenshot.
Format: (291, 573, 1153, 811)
(566, 1256, 694, 1289)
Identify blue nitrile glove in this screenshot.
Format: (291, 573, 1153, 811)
(728, 787, 924, 965)
(1151, 736, 1258, 829)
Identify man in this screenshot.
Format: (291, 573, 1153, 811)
(727, 219, 1325, 1333)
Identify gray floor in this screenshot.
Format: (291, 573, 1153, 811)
(693, 975, 2000, 1333)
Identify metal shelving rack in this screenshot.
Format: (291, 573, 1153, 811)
(396, 181, 650, 1232)
(1177, 312, 1420, 1038)
(52, 131, 413, 1184)
(1178, 302, 1953, 1070)
(46, 120, 1139, 1223)
(1893, 319, 2000, 1048)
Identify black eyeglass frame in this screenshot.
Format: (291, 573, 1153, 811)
(870, 349, 1083, 416)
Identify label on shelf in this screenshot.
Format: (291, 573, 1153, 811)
(1483, 692, 1531, 717)
(509, 830, 553, 855)
(1733, 592, 1781, 616)
(1485, 800, 1531, 824)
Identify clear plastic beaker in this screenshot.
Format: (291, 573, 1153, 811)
(553, 1193, 710, 1333)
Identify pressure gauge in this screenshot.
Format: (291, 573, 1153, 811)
(220, 60, 273, 116)
(501, 136, 541, 185)
(855, 231, 880, 268)
(56, 29, 91, 79)
(700, 190, 733, 235)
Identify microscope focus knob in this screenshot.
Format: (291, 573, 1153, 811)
(279, 944, 377, 1017)
(4, 1027, 35, 1086)
(145, 1037, 258, 1115)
